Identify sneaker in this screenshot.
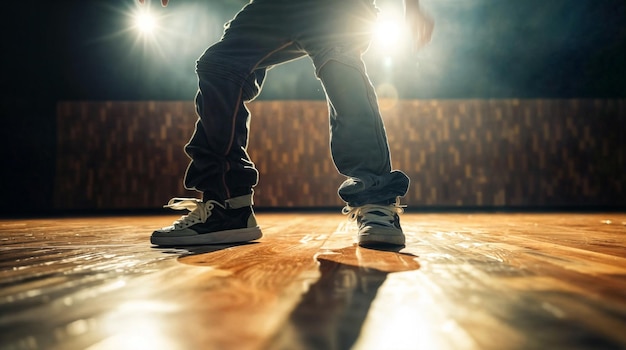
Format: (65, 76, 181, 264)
(342, 200, 405, 246)
(151, 196, 262, 246)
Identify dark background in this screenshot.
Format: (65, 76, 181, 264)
(1, 0, 625, 215)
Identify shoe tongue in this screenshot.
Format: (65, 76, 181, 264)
(360, 210, 391, 223)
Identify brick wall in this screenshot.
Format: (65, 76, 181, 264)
(55, 99, 626, 209)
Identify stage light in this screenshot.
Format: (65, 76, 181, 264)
(370, 13, 410, 56)
(135, 12, 157, 34)
(126, 5, 169, 58)
(374, 20, 402, 49)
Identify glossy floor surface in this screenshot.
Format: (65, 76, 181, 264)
(1, 213, 625, 350)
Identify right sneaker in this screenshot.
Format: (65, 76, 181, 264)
(151, 195, 262, 246)
(342, 200, 406, 246)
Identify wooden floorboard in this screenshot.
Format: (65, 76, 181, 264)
(0, 213, 625, 350)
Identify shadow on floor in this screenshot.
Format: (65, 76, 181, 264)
(268, 245, 420, 349)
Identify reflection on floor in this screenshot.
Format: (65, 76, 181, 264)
(1, 213, 625, 349)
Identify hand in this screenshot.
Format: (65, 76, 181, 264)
(405, 3, 434, 51)
(138, 0, 169, 7)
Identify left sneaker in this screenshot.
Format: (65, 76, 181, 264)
(343, 200, 405, 246)
(151, 196, 262, 246)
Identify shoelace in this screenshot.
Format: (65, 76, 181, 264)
(164, 198, 224, 229)
(342, 201, 405, 227)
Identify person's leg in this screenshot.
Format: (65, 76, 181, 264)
(183, 69, 266, 203)
(320, 62, 410, 206)
(296, 0, 410, 245)
(152, 1, 306, 246)
(185, 1, 303, 203)
(322, 61, 409, 246)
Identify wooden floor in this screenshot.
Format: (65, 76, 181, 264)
(1, 212, 625, 350)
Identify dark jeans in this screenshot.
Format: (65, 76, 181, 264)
(184, 0, 409, 207)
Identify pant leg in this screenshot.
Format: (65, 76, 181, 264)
(294, 0, 410, 206)
(184, 1, 306, 202)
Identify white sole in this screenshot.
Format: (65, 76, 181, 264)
(358, 233, 405, 246)
(151, 226, 262, 246)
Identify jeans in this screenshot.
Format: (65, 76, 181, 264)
(183, 0, 410, 207)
